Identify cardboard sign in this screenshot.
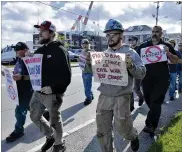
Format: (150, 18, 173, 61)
(79, 54, 86, 70)
(141, 45, 167, 64)
(90, 52, 128, 86)
(23, 54, 43, 91)
(3, 67, 19, 105)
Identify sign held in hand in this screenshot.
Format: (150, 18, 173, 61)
(90, 52, 128, 86)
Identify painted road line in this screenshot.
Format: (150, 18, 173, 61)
(27, 118, 96, 152)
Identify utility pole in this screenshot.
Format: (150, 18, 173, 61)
(177, 1, 182, 40)
(156, 1, 160, 25)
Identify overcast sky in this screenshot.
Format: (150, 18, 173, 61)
(1, 1, 181, 48)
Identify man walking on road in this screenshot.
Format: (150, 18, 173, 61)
(95, 19, 146, 152)
(2, 42, 49, 143)
(137, 26, 177, 136)
(129, 36, 144, 112)
(168, 39, 179, 100)
(79, 39, 94, 105)
(176, 42, 182, 93)
(29, 21, 71, 152)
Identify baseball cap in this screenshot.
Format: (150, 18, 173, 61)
(82, 39, 90, 44)
(129, 36, 138, 41)
(12, 42, 29, 51)
(34, 21, 56, 32)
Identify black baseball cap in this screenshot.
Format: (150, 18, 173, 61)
(82, 39, 90, 44)
(12, 42, 29, 51)
(129, 36, 138, 41)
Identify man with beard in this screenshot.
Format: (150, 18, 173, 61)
(137, 26, 177, 136)
(96, 19, 146, 152)
(129, 36, 144, 112)
(28, 21, 71, 152)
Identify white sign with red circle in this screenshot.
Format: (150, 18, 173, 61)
(3, 66, 19, 105)
(141, 45, 167, 65)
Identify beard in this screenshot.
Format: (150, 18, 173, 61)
(108, 38, 121, 47)
(39, 37, 51, 44)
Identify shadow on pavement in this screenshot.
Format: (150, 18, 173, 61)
(1, 123, 44, 152)
(61, 102, 85, 122)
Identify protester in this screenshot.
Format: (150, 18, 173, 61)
(137, 26, 177, 136)
(95, 19, 146, 152)
(2, 42, 49, 142)
(176, 42, 182, 93)
(28, 21, 71, 152)
(79, 39, 94, 105)
(168, 39, 179, 100)
(129, 36, 144, 111)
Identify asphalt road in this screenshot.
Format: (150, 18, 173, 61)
(1, 67, 100, 152)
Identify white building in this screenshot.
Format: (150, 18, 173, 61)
(123, 25, 152, 44)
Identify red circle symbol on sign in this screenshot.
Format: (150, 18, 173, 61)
(145, 46, 162, 63)
(8, 85, 16, 100)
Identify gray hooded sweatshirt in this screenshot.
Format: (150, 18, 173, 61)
(97, 44, 146, 97)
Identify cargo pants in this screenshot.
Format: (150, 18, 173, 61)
(30, 91, 64, 145)
(96, 94, 138, 152)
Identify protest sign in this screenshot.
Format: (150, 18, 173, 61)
(79, 54, 86, 70)
(90, 52, 128, 86)
(3, 66, 19, 105)
(141, 45, 167, 64)
(23, 54, 43, 91)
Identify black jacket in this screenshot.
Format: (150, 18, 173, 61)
(137, 39, 176, 79)
(34, 41, 71, 94)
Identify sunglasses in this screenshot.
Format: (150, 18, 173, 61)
(106, 33, 120, 38)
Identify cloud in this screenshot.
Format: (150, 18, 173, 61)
(1, 1, 181, 48)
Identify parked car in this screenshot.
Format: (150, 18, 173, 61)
(68, 51, 79, 62)
(1, 46, 17, 65)
(70, 49, 82, 55)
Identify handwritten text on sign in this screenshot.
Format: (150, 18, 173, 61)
(90, 52, 128, 86)
(3, 67, 19, 105)
(23, 54, 43, 91)
(141, 45, 167, 64)
(79, 54, 86, 70)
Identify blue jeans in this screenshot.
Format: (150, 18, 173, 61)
(15, 104, 29, 133)
(169, 73, 177, 98)
(177, 71, 182, 91)
(82, 73, 93, 100)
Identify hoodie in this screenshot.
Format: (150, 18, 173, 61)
(34, 41, 71, 94)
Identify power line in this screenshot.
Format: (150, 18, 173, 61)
(37, 1, 94, 21)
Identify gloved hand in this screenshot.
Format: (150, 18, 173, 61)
(41, 86, 52, 94)
(125, 54, 134, 69)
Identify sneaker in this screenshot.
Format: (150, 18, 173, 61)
(143, 125, 155, 136)
(131, 137, 139, 151)
(138, 98, 144, 106)
(6, 131, 24, 142)
(92, 96, 94, 100)
(41, 136, 55, 152)
(170, 97, 174, 101)
(52, 141, 66, 152)
(84, 98, 92, 106)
